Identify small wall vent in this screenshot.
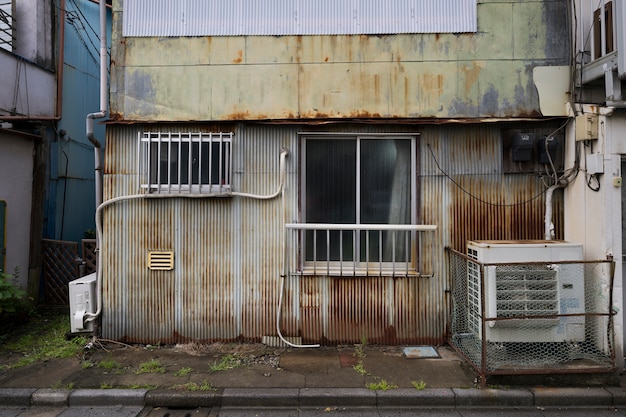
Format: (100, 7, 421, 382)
(148, 251, 175, 270)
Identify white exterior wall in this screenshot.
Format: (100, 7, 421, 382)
(0, 132, 34, 290)
(565, 108, 625, 368)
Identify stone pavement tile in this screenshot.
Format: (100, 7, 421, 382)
(16, 406, 69, 417)
(56, 406, 144, 417)
(144, 389, 222, 408)
(202, 367, 305, 389)
(0, 360, 80, 389)
(0, 407, 24, 417)
(302, 367, 364, 388)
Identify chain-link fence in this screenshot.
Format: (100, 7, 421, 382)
(447, 247, 615, 385)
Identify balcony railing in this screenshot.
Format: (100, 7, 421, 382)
(285, 223, 437, 278)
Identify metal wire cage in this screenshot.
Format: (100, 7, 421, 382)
(446, 247, 616, 385)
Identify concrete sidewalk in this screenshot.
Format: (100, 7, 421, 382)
(0, 343, 624, 409)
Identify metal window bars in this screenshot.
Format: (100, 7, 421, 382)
(285, 223, 437, 278)
(138, 131, 232, 194)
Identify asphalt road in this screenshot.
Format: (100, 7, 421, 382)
(2, 406, 626, 417)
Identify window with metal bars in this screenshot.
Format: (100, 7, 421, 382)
(138, 131, 232, 194)
(300, 134, 418, 272)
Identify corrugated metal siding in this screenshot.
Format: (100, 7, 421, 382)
(102, 122, 563, 345)
(122, 0, 477, 37)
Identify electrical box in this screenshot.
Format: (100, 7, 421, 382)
(536, 136, 558, 164)
(575, 114, 599, 141)
(586, 153, 604, 175)
(511, 133, 535, 162)
(69, 273, 96, 333)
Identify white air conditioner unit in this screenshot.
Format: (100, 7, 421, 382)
(69, 273, 97, 333)
(466, 240, 585, 343)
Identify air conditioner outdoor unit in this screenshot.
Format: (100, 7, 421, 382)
(466, 240, 585, 343)
(69, 273, 96, 333)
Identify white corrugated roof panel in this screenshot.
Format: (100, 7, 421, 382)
(123, 0, 477, 37)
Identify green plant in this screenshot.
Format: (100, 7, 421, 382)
(98, 358, 122, 370)
(352, 363, 369, 376)
(366, 379, 397, 391)
(174, 366, 192, 377)
(52, 381, 75, 390)
(0, 267, 29, 315)
(135, 359, 166, 374)
(1, 314, 88, 369)
(411, 380, 426, 390)
(210, 354, 245, 372)
(173, 380, 214, 391)
(100, 383, 114, 389)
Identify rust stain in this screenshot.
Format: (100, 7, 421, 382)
(324, 57, 329, 62)
(233, 50, 243, 64)
(462, 61, 482, 96)
(422, 73, 444, 97)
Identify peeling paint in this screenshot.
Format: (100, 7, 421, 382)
(111, 2, 570, 122)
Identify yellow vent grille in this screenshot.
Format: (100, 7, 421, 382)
(147, 251, 174, 270)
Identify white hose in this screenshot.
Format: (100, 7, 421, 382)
(84, 149, 290, 323)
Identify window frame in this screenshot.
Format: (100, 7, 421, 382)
(138, 131, 233, 194)
(299, 133, 419, 274)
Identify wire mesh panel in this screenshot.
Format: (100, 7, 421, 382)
(447, 247, 615, 384)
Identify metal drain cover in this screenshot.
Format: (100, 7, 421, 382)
(402, 346, 440, 359)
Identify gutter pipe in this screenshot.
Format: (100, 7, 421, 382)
(86, 0, 107, 246)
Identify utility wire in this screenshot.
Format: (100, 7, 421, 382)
(426, 143, 547, 208)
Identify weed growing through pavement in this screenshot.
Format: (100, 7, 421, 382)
(367, 379, 398, 391)
(98, 358, 122, 370)
(135, 359, 166, 374)
(52, 381, 75, 390)
(411, 380, 427, 390)
(210, 353, 245, 372)
(173, 380, 214, 391)
(352, 343, 369, 376)
(174, 366, 192, 377)
(0, 314, 88, 369)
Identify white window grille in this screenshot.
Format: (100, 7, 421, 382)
(138, 131, 232, 194)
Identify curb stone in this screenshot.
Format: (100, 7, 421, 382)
(299, 388, 376, 407)
(452, 387, 533, 407)
(0, 387, 625, 409)
(530, 387, 613, 407)
(68, 389, 148, 406)
(31, 388, 69, 406)
(145, 388, 223, 408)
(222, 388, 299, 407)
(376, 388, 456, 408)
(0, 388, 36, 406)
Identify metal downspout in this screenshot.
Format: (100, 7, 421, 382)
(84, 0, 107, 325)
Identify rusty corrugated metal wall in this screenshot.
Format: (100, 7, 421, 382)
(102, 121, 563, 344)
